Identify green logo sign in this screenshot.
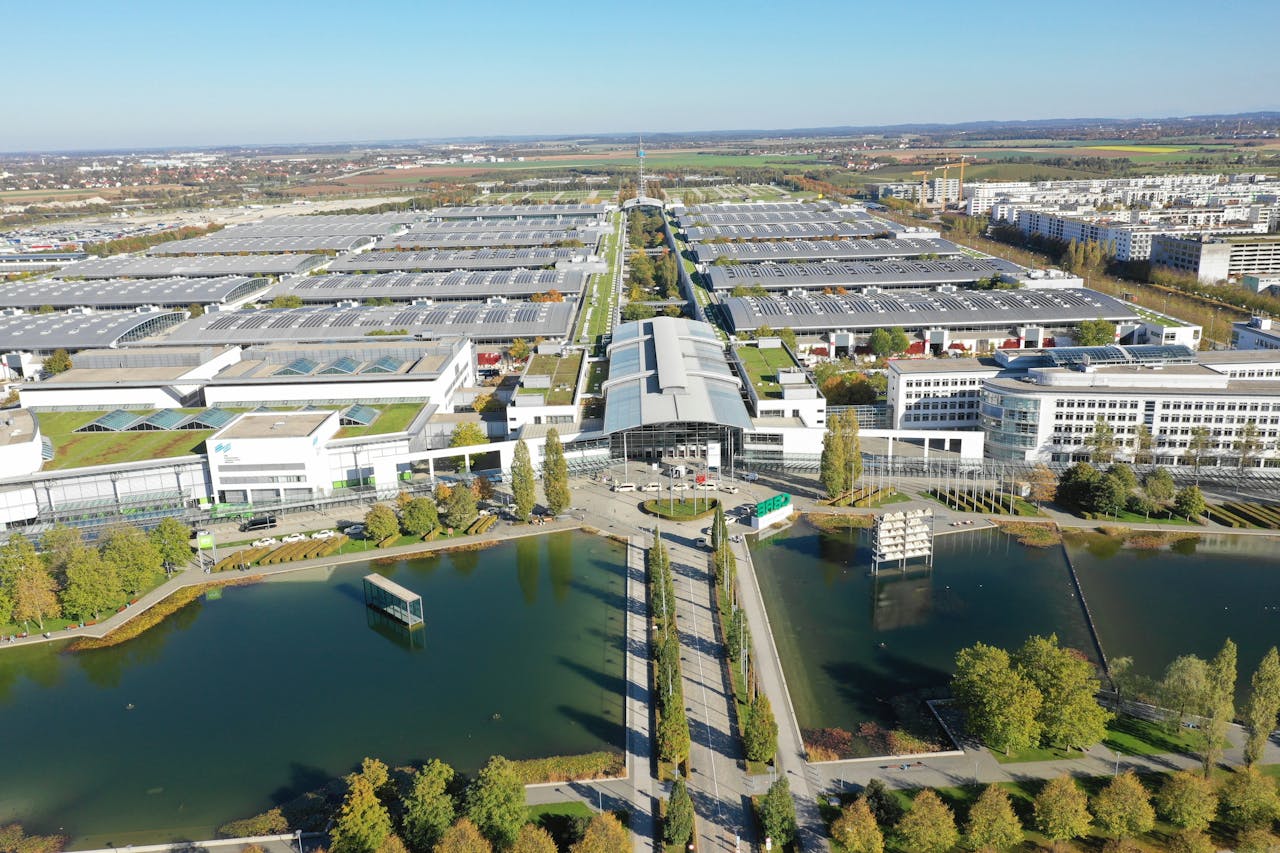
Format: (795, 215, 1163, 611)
(197, 534, 215, 550)
(756, 493, 791, 516)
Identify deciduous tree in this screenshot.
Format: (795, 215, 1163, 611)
(100, 525, 164, 596)
(330, 776, 392, 853)
(1220, 767, 1280, 828)
(1155, 770, 1218, 832)
(1199, 638, 1237, 776)
(1166, 828, 1215, 853)
(569, 812, 630, 853)
(1244, 647, 1280, 766)
(464, 756, 525, 849)
(43, 349, 72, 374)
(1143, 467, 1176, 505)
(1183, 427, 1213, 477)
(744, 692, 778, 764)
(510, 824, 556, 853)
(758, 777, 797, 848)
(149, 517, 193, 569)
(1093, 770, 1155, 839)
(433, 819, 491, 853)
(896, 789, 959, 853)
(507, 338, 530, 362)
(1235, 419, 1264, 468)
(542, 428, 570, 516)
(364, 504, 400, 542)
(1086, 417, 1119, 464)
(1174, 485, 1206, 521)
(1029, 465, 1057, 507)
(964, 784, 1023, 851)
(863, 778, 904, 827)
(831, 797, 883, 853)
(664, 779, 694, 848)
(400, 497, 439, 537)
(444, 484, 478, 530)
(61, 547, 121, 621)
(1014, 634, 1111, 751)
(511, 440, 536, 521)
(1076, 318, 1117, 347)
(953, 643, 1043, 755)
(402, 759, 455, 853)
(1034, 774, 1092, 843)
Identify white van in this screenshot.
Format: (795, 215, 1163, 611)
(612, 482, 637, 492)
(640, 482, 662, 492)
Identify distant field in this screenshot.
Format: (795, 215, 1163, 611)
(1087, 144, 1192, 153)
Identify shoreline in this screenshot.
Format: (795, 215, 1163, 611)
(3, 519, 592, 652)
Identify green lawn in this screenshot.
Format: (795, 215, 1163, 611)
(1089, 508, 1199, 526)
(36, 409, 215, 470)
(521, 351, 584, 405)
(643, 497, 720, 520)
(1103, 713, 1201, 757)
(993, 713, 1198, 764)
(585, 361, 608, 395)
(38, 403, 424, 468)
(334, 403, 425, 437)
(578, 210, 622, 345)
(734, 344, 800, 398)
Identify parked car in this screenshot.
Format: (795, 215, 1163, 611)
(640, 482, 662, 492)
(721, 485, 741, 494)
(343, 524, 366, 538)
(670, 482, 689, 492)
(696, 482, 718, 491)
(281, 533, 307, 544)
(612, 483, 636, 492)
(252, 537, 278, 548)
(742, 472, 759, 482)
(311, 530, 336, 540)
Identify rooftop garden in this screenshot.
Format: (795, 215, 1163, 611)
(735, 343, 803, 399)
(36, 403, 426, 469)
(518, 350, 583, 406)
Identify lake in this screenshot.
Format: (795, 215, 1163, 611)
(750, 521, 1094, 740)
(0, 531, 626, 848)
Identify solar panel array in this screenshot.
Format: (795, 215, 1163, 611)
(679, 202, 829, 215)
(692, 238, 962, 264)
(0, 276, 267, 309)
(722, 288, 1141, 332)
(220, 217, 413, 237)
(675, 210, 861, 227)
(149, 235, 373, 255)
(54, 255, 326, 278)
(706, 257, 1024, 291)
(0, 310, 185, 350)
(428, 203, 611, 219)
(374, 229, 595, 250)
(273, 270, 584, 302)
(328, 248, 581, 272)
(684, 222, 883, 242)
(156, 302, 576, 345)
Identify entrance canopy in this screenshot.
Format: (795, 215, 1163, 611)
(601, 317, 753, 434)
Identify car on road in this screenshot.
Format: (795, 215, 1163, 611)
(669, 482, 689, 492)
(343, 524, 366, 538)
(281, 533, 307, 544)
(252, 537, 278, 548)
(720, 485, 740, 494)
(311, 530, 336, 540)
(612, 482, 636, 492)
(695, 482, 718, 491)
(742, 472, 759, 482)
(640, 482, 662, 492)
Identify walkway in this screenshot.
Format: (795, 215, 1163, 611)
(666, 529, 754, 852)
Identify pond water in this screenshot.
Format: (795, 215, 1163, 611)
(1065, 532, 1280, 703)
(0, 531, 626, 848)
(751, 520, 1280, 746)
(750, 521, 1094, 737)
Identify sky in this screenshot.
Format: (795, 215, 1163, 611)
(6, 0, 1279, 152)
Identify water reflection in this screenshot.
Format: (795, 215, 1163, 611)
(365, 608, 426, 652)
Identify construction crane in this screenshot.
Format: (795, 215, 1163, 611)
(932, 155, 969, 207)
(911, 170, 931, 207)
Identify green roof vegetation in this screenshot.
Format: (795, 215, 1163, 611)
(1129, 305, 1192, 328)
(37, 403, 427, 469)
(735, 344, 803, 399)
(334, 403, 426, 438)
(519, 350, 583, 405)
